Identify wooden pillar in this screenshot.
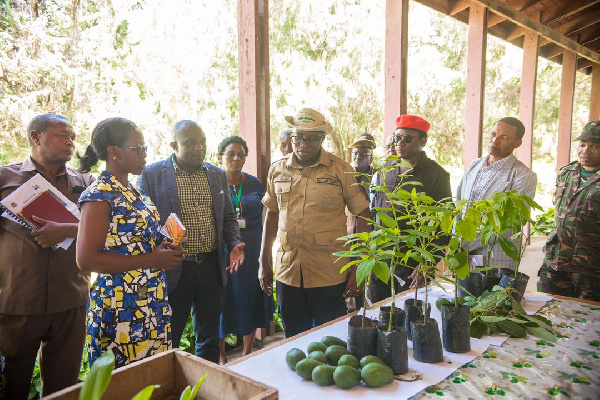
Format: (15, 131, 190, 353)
(556, 51, 577, 172)
(464, 4, 487, 168)
(238, 0, 270, 184)
(517, 31, 539, 168)
(590, 64, 600, 121)
(385, 0, 408, 140)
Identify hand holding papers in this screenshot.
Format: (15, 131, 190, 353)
(0, 174, 80, 250)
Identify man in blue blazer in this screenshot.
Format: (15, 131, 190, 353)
(456, 117, 537, 269)
(138, 120, 244, 363)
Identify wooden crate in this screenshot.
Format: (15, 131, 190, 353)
(45, 349, 277, 400)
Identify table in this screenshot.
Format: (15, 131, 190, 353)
(229, 287, 599, 399)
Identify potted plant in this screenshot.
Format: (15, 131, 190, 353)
(476, 190, 542, 302)
(391, 188, 447, 363)
(336, 228, 391, 361)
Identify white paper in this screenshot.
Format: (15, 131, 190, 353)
(1, 173, 79, 250)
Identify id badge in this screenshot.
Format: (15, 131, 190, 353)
(237, 217, 246, 229)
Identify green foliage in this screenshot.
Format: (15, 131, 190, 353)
(466, 287, 555, 341)
(532, 207, 555, 236)
(79, 350, 115, 400)
(131, 385, 160, 400)
(180, 374, 207, 400)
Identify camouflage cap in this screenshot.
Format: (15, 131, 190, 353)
(574, 120, 600, 143)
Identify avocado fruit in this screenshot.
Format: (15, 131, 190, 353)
(325, 345, 350, 366)
(337, 354, 360, 369)
(311, 364, 336, 386)
(361, 362, 394, 388)
(333, 365, 361, 389)
(307, 341, 328, 353)
(320, 335, 347, 348)
(285, 348, 306, 370)
(295, 358, 324, 380)
(308, 350, 327, 364)
(359, 355, 386, 368)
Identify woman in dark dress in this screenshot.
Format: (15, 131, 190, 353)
(217, 136, 273, 364)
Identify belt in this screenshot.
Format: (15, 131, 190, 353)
(183, 250, 215, 264)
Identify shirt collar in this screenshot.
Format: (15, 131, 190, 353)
(286, 149, 331, 169)
(171, 153, 207, 173)
(484, 154, 514, 170)
(20, 156, 74, 176)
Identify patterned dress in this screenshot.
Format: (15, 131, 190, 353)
(78, 171, 171, 367)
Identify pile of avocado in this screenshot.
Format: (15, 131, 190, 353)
(285, 335, 394, 389)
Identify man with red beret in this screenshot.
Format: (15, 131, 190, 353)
(369, 115, 451, 302)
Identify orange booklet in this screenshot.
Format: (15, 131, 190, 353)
(161, 213, 186, 245)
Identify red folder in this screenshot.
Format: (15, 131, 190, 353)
(19, 190, 79, 228)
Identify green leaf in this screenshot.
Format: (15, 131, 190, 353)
(372, 261, 391, 284)
(79, 350, 115, 400)
(496, 320, 527, 338)
(132, 385, 160, 400)
(525, 314, 552, 330)
(498, 236, 520, 262)
(188, 374, 207, 399)
(356, 259, 376, 285)
(436, 298, 452, 311)
(526, 326, 557, 343)
(377, 212, 397, 229)
(455, 218, 478, 242)
(454, 251, 470, 280)
(470, 318, 487, 339)
(479, 316, 505, 323)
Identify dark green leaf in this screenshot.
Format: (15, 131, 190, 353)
(525, 326, 557, 343)
(496, 320, 527, 338)
(470, 318, 487, 339)
(498, 236, 519, 262)
(372, 261, 391, 283)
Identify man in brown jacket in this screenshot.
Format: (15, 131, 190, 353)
(0, 114, 93, 399)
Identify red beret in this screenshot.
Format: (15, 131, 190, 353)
(395, 115, 430, 134)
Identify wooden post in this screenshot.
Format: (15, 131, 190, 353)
(590, 64, 600, 121)
(464, 4, 487, 168)
(517, 31, 539, 168)
(385, 0, 408, 140)
(556, 51, 577, 172)
(238, 0, 270, 184)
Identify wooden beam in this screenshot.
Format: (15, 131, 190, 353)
(555, 9, 600, 36)
(487, 12, 505, 28)
(506, 25, 527, 41)
(557, 51, 577, 172)
(385, 0, 409, 137)
(591, 64, 600, 121)
(237, 0, 270, 183)
(518, 31, 539, 169)
(471, 0, 600, 64)
(449, 0, 470, 16)
(464, 3, 487, 168)
(541, 0, 600, 25)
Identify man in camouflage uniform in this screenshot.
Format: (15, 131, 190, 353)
(539, 120, 600, 301)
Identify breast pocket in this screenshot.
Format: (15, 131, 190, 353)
(316, 183, 343, 211)
(274, 181, 291, 209)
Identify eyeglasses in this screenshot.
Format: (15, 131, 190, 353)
(291, 135, 324, 147)
(119, 145, 148, 156)
(392, 134, 415, 144)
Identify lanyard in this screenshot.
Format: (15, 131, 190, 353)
(231, 184, 242, 217)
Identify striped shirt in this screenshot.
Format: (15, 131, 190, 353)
(172, 158, 216, 253)
(469, 155, 512, 201)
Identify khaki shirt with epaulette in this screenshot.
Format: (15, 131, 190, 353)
(263, 150, 370, 288)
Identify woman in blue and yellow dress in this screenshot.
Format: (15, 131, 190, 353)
(76, 117, 186, 367)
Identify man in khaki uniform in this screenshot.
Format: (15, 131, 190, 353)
(259, 108, 370, 337)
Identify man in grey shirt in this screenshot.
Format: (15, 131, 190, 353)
(456, 117, 537, 269)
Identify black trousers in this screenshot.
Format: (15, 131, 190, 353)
(0, 305, 86, 400)
(168, 252, 224, 363)
(276, 280, 347, 338)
